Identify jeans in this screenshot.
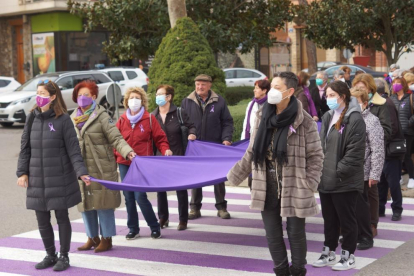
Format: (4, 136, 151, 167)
(190, 182, 227, 211)
(82, 209, 116, 238)
(319, 191, 358, 254)
(378, 159, 403, 215)
(356, 182, 373, 240)
(119, 164, 160, 233)
(261, 204, 307, 269)
(35, 209, 71, 256)
(157, 190, 189, 222)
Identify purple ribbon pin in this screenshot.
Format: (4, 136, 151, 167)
(401, 102, 406, 108)
(48, 123, 56, 132)
(289, 125, 296, 133)
(139, 124, 144, 133)
(339, 125, 345, 134)
(210, 105, 215, 113)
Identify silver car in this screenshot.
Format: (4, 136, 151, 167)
(223, 68, 268, 87)
(0, 71, 118, 127)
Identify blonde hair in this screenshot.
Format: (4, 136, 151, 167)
(350, 87, 369, 103)
(404, 73, 414, 84)
(352, 73, 377, 93)
(123, 87, 148, 110)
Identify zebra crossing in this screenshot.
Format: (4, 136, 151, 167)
(0, 185, 413, 275)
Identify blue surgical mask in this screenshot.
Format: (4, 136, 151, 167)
(316, 79, 324, 86)
(156, 95, 167, 106)
(327, 97, 342, 110)
(368, 93, 373, 103)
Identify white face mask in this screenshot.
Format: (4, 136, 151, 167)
(306, 80, 310, 87)
(359, 103, 364, 112)
(339, 78, 346, 83)
(128, 98, 142, 112)
(409, 84, 414, 91)
(267, 88, 289, 105)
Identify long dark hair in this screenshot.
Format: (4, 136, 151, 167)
(325, 81, 351, 130)
(33, 81, 67, 117)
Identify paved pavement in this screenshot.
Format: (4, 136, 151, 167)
(1, 124, 414, 275)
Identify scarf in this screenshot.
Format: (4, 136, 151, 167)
(245, 96, 268, 139)
(253, 96, 298, 168)
(127, 107, 145, 129)
(74, 101, 96, 130)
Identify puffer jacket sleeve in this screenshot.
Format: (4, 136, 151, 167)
(16, 113, 34, 177)
(337, 114, 366, 179)
(151, 114, 170, 155)
(181, 108, 196, 136)
(101, 112, 133, 159)
(62, 116, 88, 178)
(304, 118, 324, 192)
(227, 136, 254, 186)
(367, 116, 385, 181)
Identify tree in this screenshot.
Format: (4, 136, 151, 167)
(167, 0, 187, 28)
(147, 17, 226, 110)
(296, 0, 317, 74)
(300, 0, 414, 66)
(67, 0, 293, 64)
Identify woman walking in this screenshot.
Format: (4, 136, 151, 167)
(17, 80, 90, 271)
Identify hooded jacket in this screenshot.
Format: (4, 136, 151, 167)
(319, 97, 366, 193)
(369, 92, 392, 142)
(390, 93, 414, 136)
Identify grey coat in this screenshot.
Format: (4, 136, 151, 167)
(17, 109, 87, 211)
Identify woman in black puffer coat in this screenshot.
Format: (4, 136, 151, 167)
(16, 80, 90, 272)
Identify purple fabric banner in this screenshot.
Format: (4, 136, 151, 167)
(90, 140, 249, 192)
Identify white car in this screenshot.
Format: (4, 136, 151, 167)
(100, 67, 149, 95)
(223, 68, 268, 87)
(0, 71, 119, 127)
(0, 77, 21, 93)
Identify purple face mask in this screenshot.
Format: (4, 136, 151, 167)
(77, 95, 94, 108)
(393, 83, 403, 93)
(36, 95, 51, 107)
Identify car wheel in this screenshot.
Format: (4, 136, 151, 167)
(100, 97, 115, 119)
(0, 122, 14, 127)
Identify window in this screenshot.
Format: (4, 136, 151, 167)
(236, 70, 254, 78)
(73, 74, 94, 86)
(56, 77, 74, 90)
(225, 70, 235, 79)
(93, 74, 111, 84)
(0, 80, 11, 88)
(107, 71, 125, 82)
(253, 72, 261, 78)
(126, 71, 138, 80)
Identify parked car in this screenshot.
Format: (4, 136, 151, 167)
(302, 61, 343, 73)
(223, 68, 267, 87)
(100, 67, 149, 95)
(0, 77, 21, 93)
(0, 71, 119, 127)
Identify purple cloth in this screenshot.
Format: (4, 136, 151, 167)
(126, 107, 144, 128)
(245, 96, 267, 139)
(317, 121, 322, 133)
(303, 86, 318, 117)
(90, 140, 249, 192)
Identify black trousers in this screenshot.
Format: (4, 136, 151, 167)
(378, 159, 403, 215)
(190, 182, 227, 210)
(356, 182, 373, 240)
(35, 209, 71, 256)
(403, 135, 414, 178)
(319, 191, 358, 254)
(157, 190, 189, 222)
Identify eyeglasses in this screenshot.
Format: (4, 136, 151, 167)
(38, 79, 51, 85)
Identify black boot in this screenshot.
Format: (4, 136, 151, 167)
(35, 253, 58, 269)
(273, 266, 291, 276)
(53, 254, 70, 271)
(290, 265, 307, 276)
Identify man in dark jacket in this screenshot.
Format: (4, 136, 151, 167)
(181, 74, 234, 219)
(310, 71, 330, 120)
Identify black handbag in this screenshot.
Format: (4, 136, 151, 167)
(176, 107, 189, 153)
(386, 139, 406, 157)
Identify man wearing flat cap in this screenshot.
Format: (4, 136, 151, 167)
(181, 74, 234, 220)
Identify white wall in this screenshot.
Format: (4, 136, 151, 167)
(0, 0, 69, 17)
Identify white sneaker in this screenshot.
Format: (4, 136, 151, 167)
(407, 179, 414, 189)
(400, 177, 404, 185)
(332, 250, 356, 271)
(312, 246, 337, 267)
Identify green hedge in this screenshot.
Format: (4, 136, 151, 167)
(225, 86, 254, 106)
(229, 99, 250, 142)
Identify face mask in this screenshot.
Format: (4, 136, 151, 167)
(36, 95, 51, 108)
(359, 103, 364, 112)
(78, 95, 94, 108)
(306, 80, 310, 87)
(393, 83, 403, 93)
(316, 79, 324, 86)
(267, 88, 289, 105)
(128, 98, 142, 112)
(326, 97, 342, 110)
(339, 78, 346, 83)
(409, 84, 414, 91)
(368, 93, 373, 99)
(389, 71, 393, 77)
(156, 95, 168, 107)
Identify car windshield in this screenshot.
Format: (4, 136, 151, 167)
(14, 76, 58, 92)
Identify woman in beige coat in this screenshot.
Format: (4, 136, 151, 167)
(227, 72, 323, 276)
(70, 81, 134, 253)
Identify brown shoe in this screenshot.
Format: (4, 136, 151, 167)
(177, 221, 187, 231)
(188, 209, 201, 220)
(159, 218, 169, 229)
(94, 237, 113, 253)
(371, 224, 378, 238)
(77, 236, 100, 251)
(217, 209, 231, 219)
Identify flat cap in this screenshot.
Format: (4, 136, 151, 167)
(194, 74, 212, 82)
